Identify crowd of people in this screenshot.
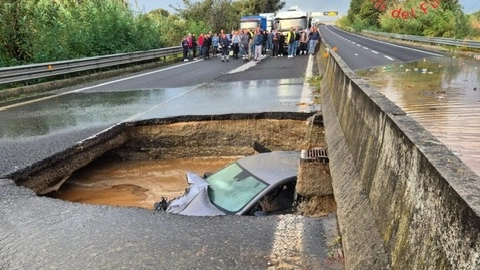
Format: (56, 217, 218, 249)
(181, 25, 321, 62)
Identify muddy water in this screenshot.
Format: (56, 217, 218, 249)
(357, 55, 480, 175)
(47, 156, 241, 210)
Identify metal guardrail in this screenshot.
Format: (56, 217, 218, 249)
(0, 46, 183, 85)
(362, 30, 480, 49)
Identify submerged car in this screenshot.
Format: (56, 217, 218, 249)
(154, 151, 300, 216)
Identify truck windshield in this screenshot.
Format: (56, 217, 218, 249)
(240, 21, 259, 30)
(206, 163, 267, 213)
(276, 18, 307, 31)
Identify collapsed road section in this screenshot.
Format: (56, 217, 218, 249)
(6, 112, 334, 217)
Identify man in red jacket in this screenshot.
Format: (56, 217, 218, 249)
(198, 33, 204, 59)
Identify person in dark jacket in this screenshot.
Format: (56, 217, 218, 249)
(308, 26, 320, 55)
(203, 33, 212, 60)
(254, 29, 264, 61)
(219, 33, 230, 62)
(262, 30, 268, 55)
(271, 30, 279, 57)
(278, 32, 285, 56)
(181, 36, 190, 62)
(192, 34, 198, 60)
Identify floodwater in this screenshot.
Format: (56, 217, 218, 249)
(47, 156, 241, 210)
(357, 55, 480, 176)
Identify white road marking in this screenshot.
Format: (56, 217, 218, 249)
(385, 55, 395, 61)
(227, 55, 266, 74)
(371, 50, 379, 54)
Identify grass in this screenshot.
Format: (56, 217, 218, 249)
(308, 74, 323, 104)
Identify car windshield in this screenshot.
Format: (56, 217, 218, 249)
(206, 163, 268, 213)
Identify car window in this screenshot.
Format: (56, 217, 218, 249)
(206, 163, 268, 213)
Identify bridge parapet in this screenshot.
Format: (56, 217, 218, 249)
(317, 40, 480, 269)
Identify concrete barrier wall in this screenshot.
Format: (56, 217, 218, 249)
(317, 41, 480, 269)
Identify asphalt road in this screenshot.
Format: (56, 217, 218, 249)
(0, 55, 315, 178)
(319, 25, 444, 70)
(0, 34, 439, 269)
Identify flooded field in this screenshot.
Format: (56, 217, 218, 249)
(47, 156, 240, 209)
(357, 55, 480, 176)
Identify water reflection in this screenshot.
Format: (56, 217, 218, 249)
(0, 89, 168, 138)
(357, 55, 480, 175)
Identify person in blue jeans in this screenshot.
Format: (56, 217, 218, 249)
(219, 33, 230, 62)
(308, 26, 320, 55)
(212, 33, 219, 57)
(267, 30, 274, 51)
(293, 26, 300, 55)
(286, 27, 296, 58)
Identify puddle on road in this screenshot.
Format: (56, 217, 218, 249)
(357, 55, 480, 175)
(0, 89, 175, 138)
(47, 156, 240, 210)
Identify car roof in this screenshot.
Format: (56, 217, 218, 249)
(236, 151, 299, 186)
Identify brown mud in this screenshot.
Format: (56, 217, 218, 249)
(47, 156, 240, 209)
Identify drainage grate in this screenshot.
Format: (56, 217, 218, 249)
(300, 148, 329, 164)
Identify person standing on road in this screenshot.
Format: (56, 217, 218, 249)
(272, 30, 280, 57)
(198, 33, 204, 59)
(267, 30, 274, 51)
(308, 26, 320, 55)
(293, 26, 301, 55)
(299, 30, 308, 55)
(219, 33, 230, 62)
(254, 29, 264, 61)
(187, 33, 194, 60)
(181, 36, 190, 62)
(192, 34, 198, 60)
(232, 30, 240, 59)
(262, 30, 268, 56)
(286, 27, 296, 58)
(248, 28, 255, 60)
(240, 29, 250, 62)
(203, 33, 212, 59)
(212, 33, 219, 57)
(278, 32, 285, 56)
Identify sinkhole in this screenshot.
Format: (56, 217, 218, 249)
(10, 112, 335, 217)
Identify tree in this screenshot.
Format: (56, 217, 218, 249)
(0, 0, 31, 64)
(238, 0, 285, 15)
(172, 0, 238, 32)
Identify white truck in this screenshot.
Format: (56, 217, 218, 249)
(273, 6, 310, 36)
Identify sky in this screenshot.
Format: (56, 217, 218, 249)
(129, 0, 352, 15)
(129, 0, 480, 15)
